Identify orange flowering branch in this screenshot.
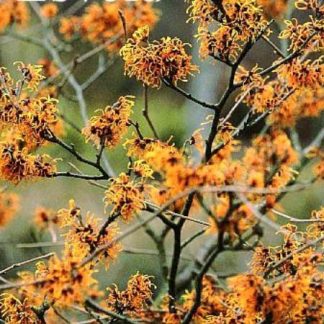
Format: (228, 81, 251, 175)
(0, 1, 323, 322)
(182, 229, 225, 324)
(234, 31, 318, 88)
(45, 131, 110, 179)
(162, 78, 218, 110)
(264, 235, 324, 278)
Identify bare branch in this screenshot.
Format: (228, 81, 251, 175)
(272, 209, 324, 224)
(142, 85, 159, 138)
(0, 252, 54, 276)
(162, 78, 218, 110)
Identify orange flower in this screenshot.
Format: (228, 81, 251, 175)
(59, 0, 158, 52)
(0, 294, 41, 324)
(57, 199, 81, 227)
(18, 255, 100, 307)
(130, 160, 154, 180)
(105, 173, 145, 222)
(82, 96, 134, 149)
(34, 207, 58, 230)
(106, 273, 155, 318)
(37, 58, 59, 79)
(276, 57, 323, 89)
(188, 0, 268, 63)
(61, 210, 121, 267)
(40, 3, 58, 19)
(120, 26, 199, 88)
(15, 62, 45, 91)
(0, 143, 56, 184)
(296, 0, 324, 15)
(228, 274, 266, 320)
(198, 25, 241, 61)
(59, 16, 81, 39)
(182, 275, 227, 321)
(0, 0, 29, 32)
(257, 0, 288, 18)
(279, 18, 324, 52)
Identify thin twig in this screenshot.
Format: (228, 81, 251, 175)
(261, 35, 286, 58)
(219, 87, 251, 127)
(0, 279, 47, 291)
(237, 194, 282, 232)
(46, 131, 109, 178)
(118, 9, 128, 41)
(162, 78, 218, 110)
(272, 209, 324, 223)
(143, 85, 159, 138)
(303, 127, 324, 155)
(181, 229, 206, 250)
(0, 253, 54, 275)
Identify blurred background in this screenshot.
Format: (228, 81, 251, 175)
(0, 0, 322, 292)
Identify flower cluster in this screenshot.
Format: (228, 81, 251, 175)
(105, 173, 145, 222)
(270, 56, 323, 126)
(280, 17, 324, 53)
(0, 201, 123, 317)
(33, 59, 59, 99)
(277, 57, 323, 89)
(36, 59, 59, 80)
(58, 200, 121, 267)
(0, 144, 56, 183)
(235, 65, 285, 114)
(257, 0, 288, 18)
(106, 273, 155, 318)
(234, 52, 323, 126)
(268, 87, 324, 126)
(251, 222, 323, 277)
(40, 3, 58, 20)
(17, 255, 100, 307)
(120, 26, 199, 88)
(60, 0, 158, 53)
(82, 96, 134, 149)
(15, 62, 45, 91)
(125, 136, 191, 211)
(0, 0, 29, 32)
(307, 207, 324, 239)
(296, 0, 324, 14)
(0, 294, 41, 324)
(187, 0, 268, 61)
(0, 63, 62, 182)
(167, 213, 324, 323)
(242, 129, 298, 205)
(131, 160, 154, 179)
(125, 127, 298, 238)
(182, 276, 227, 320)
